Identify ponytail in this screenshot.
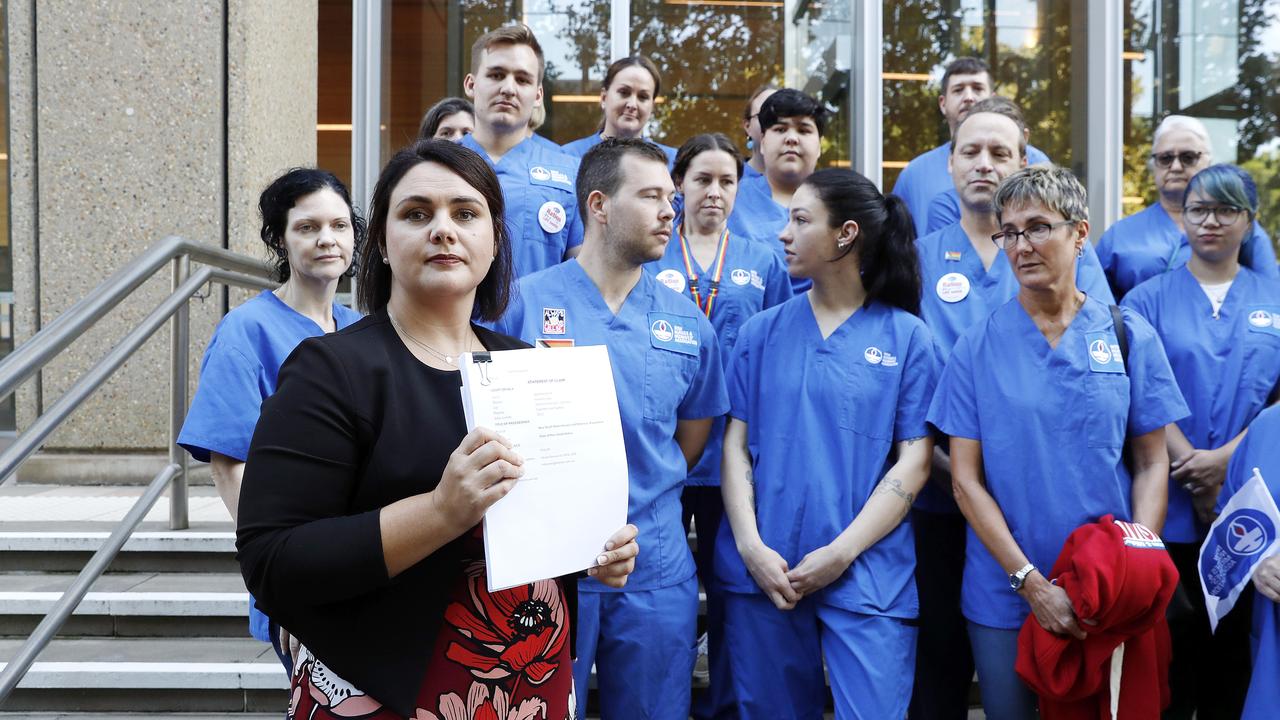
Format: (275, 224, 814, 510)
(862, 193, 921, 316)
(804, 170, 922, 316)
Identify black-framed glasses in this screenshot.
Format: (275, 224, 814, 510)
(1150, 151, 1204, 168)
(991, 219, 1079, 249)
(1184, 204, 1248, 226)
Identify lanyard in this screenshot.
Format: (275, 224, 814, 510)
(678, 226, 731, 317)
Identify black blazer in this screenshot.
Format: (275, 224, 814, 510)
(236, 311, 577, 716)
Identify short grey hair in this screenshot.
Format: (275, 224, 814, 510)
(993, 165, 1089, 223)
(1151, 115, 1213, 158)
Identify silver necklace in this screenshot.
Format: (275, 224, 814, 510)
(388, 313, 472, 366)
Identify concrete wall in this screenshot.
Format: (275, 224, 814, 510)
(7, 0, 317, 457)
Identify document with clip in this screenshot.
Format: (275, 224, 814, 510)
(459, 345, 629, 591)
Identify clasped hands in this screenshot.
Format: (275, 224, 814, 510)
(741, 540, 853, 610)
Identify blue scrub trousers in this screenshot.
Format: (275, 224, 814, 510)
(573, 576, 699, 719)
(967, 622, 1038, 720)
(723, 592, 916, 719)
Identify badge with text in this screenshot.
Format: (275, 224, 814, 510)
(528, 165, 574, 188)
(648, 312, 700, 356)
(542, 307, 566, 335)
(538, 201, 567, 234)
(935, 272, 971, 303)
(1246, 306, 1280, 337)
(1086, 330, 1125, 374)
(656, 269, 687, 294)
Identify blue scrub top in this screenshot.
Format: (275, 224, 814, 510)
(459, 134, 584, 278)
(526, 132, 561, 152)
(927, 297, 1189, 629)
(892, 141, 1050, 238)
(1096, 203, 1279, 298)
(914, 222, 1116, 512)
(1216, 404, 1280, 720)
(643, 225, 793, 486)
(178, 290, 363, 642)
(742, 162, 762, 180)
(715, 297, 942, 618)
(1121, 266, 1280, 542)
(491, 259, 729, 592)
(559, 133, 678, 168)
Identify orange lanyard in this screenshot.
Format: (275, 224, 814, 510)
(678, 226, 731, 318)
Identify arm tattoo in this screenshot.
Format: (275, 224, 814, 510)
(902, 436, 927, 447)
(744, 467, 755, 508)
(874, 477, 914, 518)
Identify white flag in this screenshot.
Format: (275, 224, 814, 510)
(1199, 468, 1280, 632)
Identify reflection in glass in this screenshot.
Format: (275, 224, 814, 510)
(632, 0, 783, 155)
(1124, 0, 1279, 251)
(881, 1, 1084, 190)
(791, 0, 850, 167)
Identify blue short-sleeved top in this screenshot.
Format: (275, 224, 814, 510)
(459, 134, 584, 278)
(491, 259, 729, 592)
(927, 297, 1189, 629)
(892, 142, 1050, 238)
(1122, 266, 1280, 542)
(178, 289, 362, 641)
(913, 223, 1115, 512)
(1096, 203, 1278, 298)
(715, 297, 941, 617)
(643, 226, 793, 486)
(559, 133, 677, 168)
(1216, 404, 1280, 719)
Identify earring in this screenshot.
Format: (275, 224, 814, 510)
(382, 256, 390, 264)
(746, 138, 754, 151)
(1077, 246, 1084, 258)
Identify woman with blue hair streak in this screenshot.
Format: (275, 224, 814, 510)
(1122, 163, 1280, 719)
(928, 165, 1189, 718)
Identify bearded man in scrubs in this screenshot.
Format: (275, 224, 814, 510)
(892, 56, 1049, 238)
(492, 138, 728, 719)
(928, 165, 1188, 718)
(1097, 115, 1277, 299)
(460, 24, 584, 277)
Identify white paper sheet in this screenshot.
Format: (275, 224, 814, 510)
(459, 345, 629, 592)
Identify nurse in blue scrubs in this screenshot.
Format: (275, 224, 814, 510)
(178, 168, 365, 675)
(928, 165, 1188, 718)
(726, 89, 826, 290)
(1121, 164, 1280, 720)
(644, 132, 792, 718)
(461, 25, 584, 277)
(718, 168, 939, 719)
(1217, 404, 1280, 720)
(739, 84, 777, 180)
(560, 55, 677, 166)
(492, 138, 728, 719)
(1097, 115, 1277, 299)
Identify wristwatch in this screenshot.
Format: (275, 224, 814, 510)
(1009, 563, 1037, 591)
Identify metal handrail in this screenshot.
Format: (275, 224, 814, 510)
(0, 238, 278, 705)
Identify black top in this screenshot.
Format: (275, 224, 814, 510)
(236, 310, 575, 716)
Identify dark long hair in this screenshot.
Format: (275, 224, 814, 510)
(258, 168, 365, 282)
(803, 169, 921, 315)
(356, 139, 514, 321)
(417, 97, 474, 141)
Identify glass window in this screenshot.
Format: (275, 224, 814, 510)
(1125, 0, 1279, 254)
(790, 0, 851, 167)
(318, 0, 353, 186)
(526, 0, 612, 144)
(881, 0, 1086, 190)
(0, 0, 13, 430)
(631, 0, 784, 154)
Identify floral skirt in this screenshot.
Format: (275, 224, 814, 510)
(287, 533, 574, 719)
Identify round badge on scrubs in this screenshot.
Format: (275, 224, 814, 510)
(730, 269, 751, 286)
(864, 347, 883, 365)
(656, 269, 687, 294)
(936, 272, 971, 303)
(1249, 310, 1273, 328)
(538, 201, 567, 233)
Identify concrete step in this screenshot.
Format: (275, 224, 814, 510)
(0, 531, 237, 573)
(0, 637, 287, 713)
(0, 571, 249, 637)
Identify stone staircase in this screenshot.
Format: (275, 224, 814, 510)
(0, 483, 287, 717)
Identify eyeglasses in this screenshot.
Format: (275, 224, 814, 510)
(1184, 204, 1248, 226)
(991, 219, 1079, 249)
(1150, 151, 1204, 168)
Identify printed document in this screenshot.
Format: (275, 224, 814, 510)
(459, 345, 629, 591)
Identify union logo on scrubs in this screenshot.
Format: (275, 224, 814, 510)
(1085, 331, 1125, 374)
(648, 312, 699, 355)
(1249, 308, 1277, 330)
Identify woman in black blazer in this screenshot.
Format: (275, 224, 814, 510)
(236, 139, 638, 720)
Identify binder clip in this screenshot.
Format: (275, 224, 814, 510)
(472, 352, 493, 386)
